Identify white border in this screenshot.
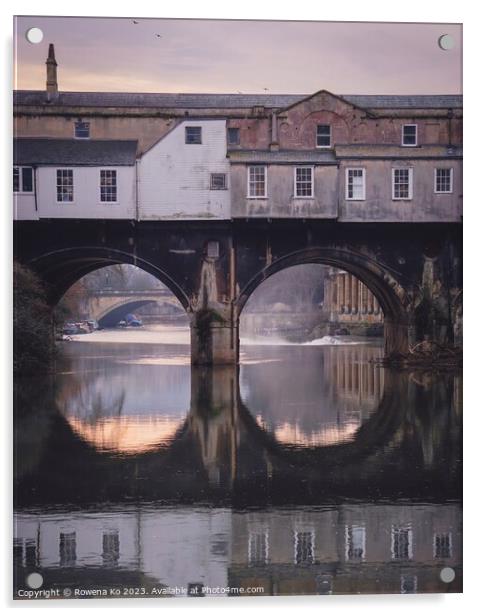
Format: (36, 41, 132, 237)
(3, 3, 476, 613)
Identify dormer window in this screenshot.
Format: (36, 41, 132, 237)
(316, 124, 331, 148)
(74, 121, 90, 139)
(402, 124, 417, 146)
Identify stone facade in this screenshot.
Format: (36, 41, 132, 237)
(323, 268, 383, 335)
(14, 46, 462, 223)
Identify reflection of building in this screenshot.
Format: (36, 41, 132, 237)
(323, 268, 383, 334)
(14, 503, 461, 596)
(229, 504, 461, 595)
(14, 507, 231, 597)
(241, 345, 385, 448)
(323, 345, 385, 407)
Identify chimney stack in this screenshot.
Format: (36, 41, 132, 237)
(46, 43, 58, 102)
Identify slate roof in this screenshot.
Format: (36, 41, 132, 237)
(13, 138, 138, 166)
(13, 90, 463, 110)
(228, 149, 337, 164)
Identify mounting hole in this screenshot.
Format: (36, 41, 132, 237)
(440, 567, 455, 583)
(26, 572, 44, 589)
(26, 27, 44, 44)
(438, 34, 454, 51)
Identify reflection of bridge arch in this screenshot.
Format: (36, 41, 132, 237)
(52, 366, 405, 475)
(235, 371, 402, 469)
(236, 247, 412, 355)
(16, 366, 461, 505)
(27, 246, 191, 311)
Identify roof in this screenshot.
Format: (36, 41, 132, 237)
(228, 149, 337, 164)
(13, 90, 463, 111)
(334, 144, 463, 159)
(13, 138, 138, 166)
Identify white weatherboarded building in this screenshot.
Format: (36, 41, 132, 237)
(13, 138, 137, 220)
(14, 122, 232, 221)
(138, 120, 230, 220)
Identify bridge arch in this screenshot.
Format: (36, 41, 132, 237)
(96, 299, 157, 327)
(25, 246, 191, 312)
(235, 246, 413, 355)
(92, 293, 185, 327)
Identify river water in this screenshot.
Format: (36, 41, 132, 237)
(13, 324, 462, 598)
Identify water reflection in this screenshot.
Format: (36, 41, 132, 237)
(240, 345, 384, 447)
(14, 503, 461, 596)
(13, 329, 462, 597)
(56, 342, 190, 454)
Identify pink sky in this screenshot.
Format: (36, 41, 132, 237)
(14, 16, 462, 94)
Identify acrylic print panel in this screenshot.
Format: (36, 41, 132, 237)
(13, 16, 462, 600)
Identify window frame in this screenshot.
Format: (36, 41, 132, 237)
(99, 169, 118, 203)
(391, 525, 413, 560)
(433, 532, 452, 559)
(434, 167, 454, 194)
(402, 124, 418, 147)
(74, 120, 90, 140)
(248, 530, 269, 566)
(13, 166, 34, 193)
(247, 165, 267, 199)
(392, 167, 413, 200)
(185, 126, 202, 145)
(294, 166, 314, 199)
(59, 531, 77, 567)
(400, 575, 418, 594)
(316, 124, 332, 148)
(345, 524, 366, 561)
(345, 167, 366, 201)
(210, 173, 227, 190)
(56, 168, 74, 203)
(293, 529, 315, 565)
(227, 127, 240, 146)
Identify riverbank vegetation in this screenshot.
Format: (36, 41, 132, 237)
(13, 261, 56, 375)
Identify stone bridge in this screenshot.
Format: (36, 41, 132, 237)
(14, 218, 462, 364)
(86, 289, 183, 327)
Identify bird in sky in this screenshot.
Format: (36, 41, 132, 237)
(156, 34, 162, 38)
(132, 20, 139, 24)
